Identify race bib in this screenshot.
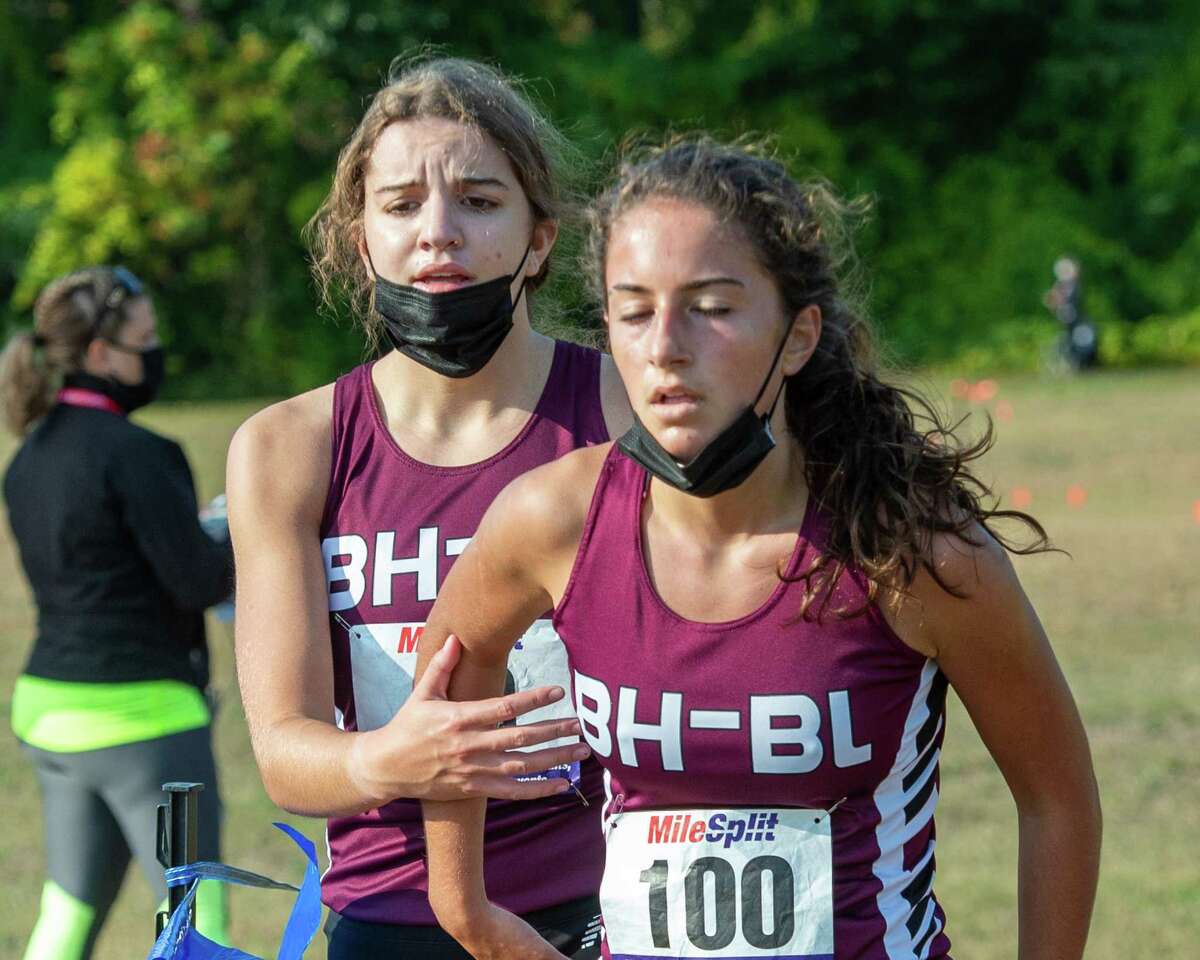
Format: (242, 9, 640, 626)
(343, 620, 579, 782)
(600, 808, 833, 959)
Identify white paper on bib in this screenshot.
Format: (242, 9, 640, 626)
(600, 807, 833, 959)
(344, 619, 578, 755)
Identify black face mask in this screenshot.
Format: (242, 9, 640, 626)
(369, 245, 532, 379)
(104, 344, 165, 413)
(617, 330, 791, 498)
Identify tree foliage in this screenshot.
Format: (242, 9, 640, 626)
(2, 0, 1198, 394)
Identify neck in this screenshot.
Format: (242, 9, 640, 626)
(646, 410, 809, 541)
(371, 318, 554, 438)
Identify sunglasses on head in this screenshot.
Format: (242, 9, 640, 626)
(92, 266, 145, 337)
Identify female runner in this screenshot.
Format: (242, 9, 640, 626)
(416, 139, 1102, 959)
(227, 58, 629, 958)
(2, 267, 232, 958)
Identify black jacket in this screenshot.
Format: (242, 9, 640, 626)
(4, 398, 233, 688)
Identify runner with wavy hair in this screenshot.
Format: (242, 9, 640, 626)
(416, 137, 1101, 959)
(229, 55, 629, 959)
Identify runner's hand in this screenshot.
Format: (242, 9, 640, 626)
(348, 635, 589, 804)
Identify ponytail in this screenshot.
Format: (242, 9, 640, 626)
(0, 332, 56, 435)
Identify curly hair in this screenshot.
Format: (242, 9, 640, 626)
(305, 55, 579, 351)
(584, 136, 1052, 617)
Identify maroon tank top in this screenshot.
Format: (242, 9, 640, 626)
(554, 448, 952, 960)
(320, 340, 608, 924)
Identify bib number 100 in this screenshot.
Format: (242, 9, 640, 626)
(640, 855, 795, 951)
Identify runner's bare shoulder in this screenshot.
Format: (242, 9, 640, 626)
(482, 441, 615, 569)
(227, 384, 336, 526)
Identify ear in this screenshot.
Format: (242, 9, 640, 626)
(782, 304, 822, 376)
(527, 218, 559, 281)
(356, 228, 374, 279)
(82, 337, 113, 377)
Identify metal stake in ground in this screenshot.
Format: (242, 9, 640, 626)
(155, 782, 205, 938)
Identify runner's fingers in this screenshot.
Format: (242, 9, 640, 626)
(485, 717, 583, 751)
(468, 774, 573, 802)
(410, 634, 460, 701)
(490, 743, 589, 778)
(464, 685, 566, 727)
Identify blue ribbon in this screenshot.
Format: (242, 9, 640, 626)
(147, 823, 321, 960)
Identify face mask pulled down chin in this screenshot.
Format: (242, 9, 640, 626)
(617, 330, 791, 498)
(370, 246, 532, 379)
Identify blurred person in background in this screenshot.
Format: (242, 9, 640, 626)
(1, 266, 233, 959)
(1044, 256, 1097, 371)
(227, 57, 630, 959)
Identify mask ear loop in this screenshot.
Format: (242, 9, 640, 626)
(509, 243, 534, 312)
(751, 322, 797, 441)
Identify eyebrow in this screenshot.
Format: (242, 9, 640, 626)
(610, 277, 745, 294)
(374, 176, 511, 195)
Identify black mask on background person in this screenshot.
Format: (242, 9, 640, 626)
(368, 245, 533, 379)
(617, 328, 793, 498)
(64, 344, 165, 414)
(107, 344, 165, 412)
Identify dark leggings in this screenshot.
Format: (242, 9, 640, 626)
(325, 895, 603, 960)
(22, 725, 222, 959)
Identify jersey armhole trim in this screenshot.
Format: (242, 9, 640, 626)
(318, 366, 360, 534)
(552, 446, 618, 631)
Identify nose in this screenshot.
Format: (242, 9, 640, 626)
(417, 191, 463, 253)
(646, 301, 691, 370)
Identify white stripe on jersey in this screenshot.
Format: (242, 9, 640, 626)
(872, 658, 944, 960)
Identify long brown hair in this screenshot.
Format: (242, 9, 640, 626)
(585, 137, 1052, 617)
(305, 55, 578, 351)
(0, 268, 141, 435)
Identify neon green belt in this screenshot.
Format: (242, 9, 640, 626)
(11, 675, 210, 752)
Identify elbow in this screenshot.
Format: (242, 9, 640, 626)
(428, 887, 485, 945)
(253, 750, 305, 814)
(1015, 768, 1103, 852)
(249, 734, 319, 818)
(260, 770, 309, 817)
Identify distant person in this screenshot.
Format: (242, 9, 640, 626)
(1044, 256, 1097, 370)
(1, 267, 233, 960)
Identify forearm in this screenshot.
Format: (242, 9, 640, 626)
(1016, 795, 1102, 960)
(424, 797, 490, 939)
(419, 624, 507, 941)
(250, 715, 386, 819)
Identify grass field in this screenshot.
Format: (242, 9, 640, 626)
(1, 369, 1197, 959)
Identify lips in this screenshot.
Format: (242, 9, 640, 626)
(412, 263, 475, 292)
(649, 385, 701, 424)
(650, 385, 700, 405)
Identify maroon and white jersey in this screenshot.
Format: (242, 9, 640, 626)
(554, 447, 952, 959)
(320, 341, 609, 924)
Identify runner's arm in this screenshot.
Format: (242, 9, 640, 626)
(418, 451, 601, 958)
(888, 527, 1102, 960)
(228, 394, 585, 818)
